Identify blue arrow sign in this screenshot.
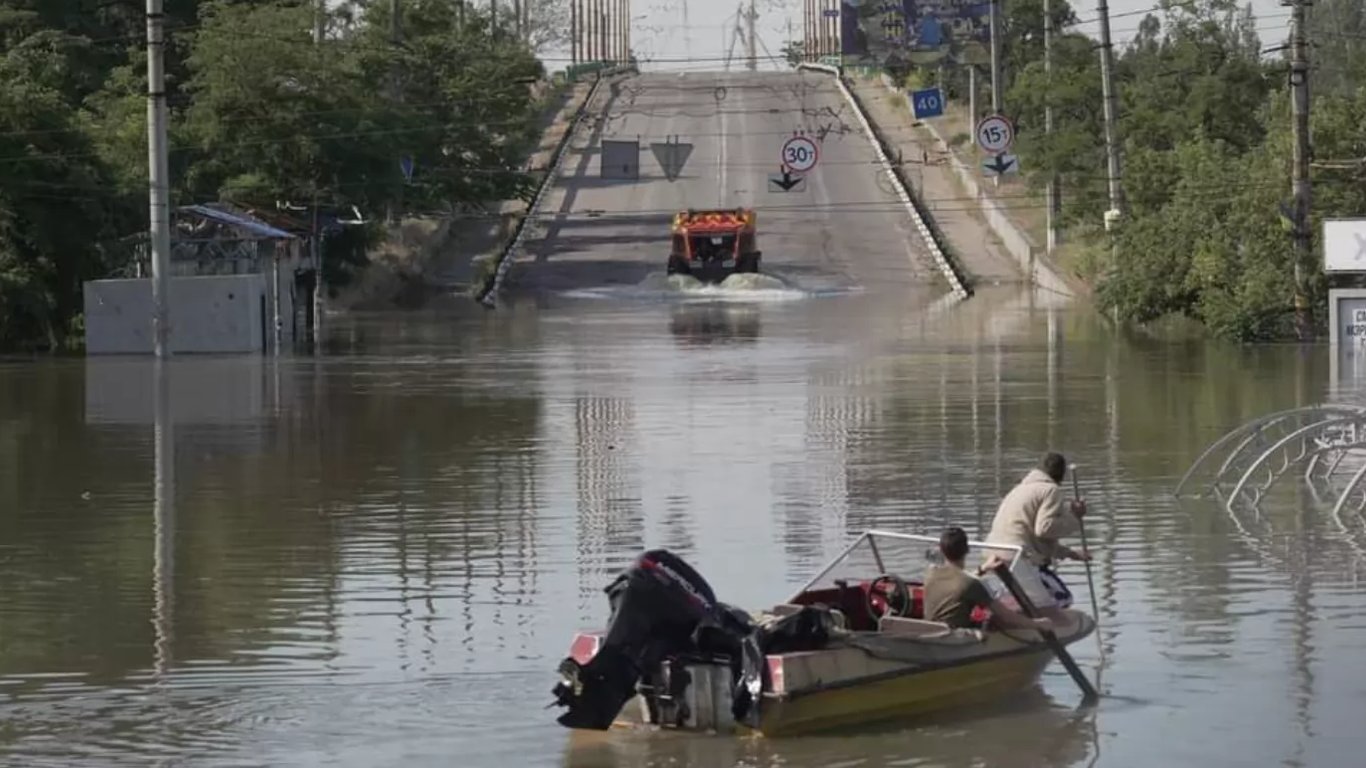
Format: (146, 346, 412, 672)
(399, 155, 415, 182)
(822, 8, 839, 17)
(910, 87, 944, 119)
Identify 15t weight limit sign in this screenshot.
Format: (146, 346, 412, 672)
(781, 136, 819, 173)
(975, 114, 1015, 154)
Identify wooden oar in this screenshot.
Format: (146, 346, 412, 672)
(1070, 463, 1103, 638)
(991, 563, 1099, 703)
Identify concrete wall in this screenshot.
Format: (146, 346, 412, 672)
(84, 274, 268, 354)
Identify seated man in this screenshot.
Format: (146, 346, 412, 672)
(923, 527, 1053, 633)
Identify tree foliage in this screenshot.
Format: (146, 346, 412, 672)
(0, 0, 555, 351)
(915, 0, 1366, 340)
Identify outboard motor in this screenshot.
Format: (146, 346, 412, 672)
(551, 550, 725, 730)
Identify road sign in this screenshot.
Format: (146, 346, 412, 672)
(822, 8, 839, 16)
(982, 153, 1019, 177)
(974, 114, 1015, 154)
(781, 135, 819, 173)
(767, 170, 806, 193)
(1325, 219, 1366, 273)
(399, 155, 414, 182)
(910, 87, 944, 119)
(650, 140, 694, 182)
(600, 139, 640, 180)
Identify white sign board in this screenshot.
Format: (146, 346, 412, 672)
(1324, 219, 1366, 273)
(1328, 288, 1366, 381)
(781, 136, 819, 173)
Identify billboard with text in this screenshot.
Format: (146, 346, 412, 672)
(840, 0, 992, 68)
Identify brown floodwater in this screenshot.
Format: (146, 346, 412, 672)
(1, 283, 1363, 767)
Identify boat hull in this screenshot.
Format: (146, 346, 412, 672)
(569, 610, 1096, 737)
(754, 645, 1055, 736)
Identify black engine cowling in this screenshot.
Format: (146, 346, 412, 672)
(550, 549, 760, 730)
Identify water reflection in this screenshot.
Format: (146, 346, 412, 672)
(4, 288, 1366, 765)
(668, 303, 762, 346)
(559, 689, 1097, 768)
(152, 360, 175, 679)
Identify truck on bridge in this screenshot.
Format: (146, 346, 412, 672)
(665, 208, 762, 282)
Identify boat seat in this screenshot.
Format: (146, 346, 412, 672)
(877, 616, 955, 637)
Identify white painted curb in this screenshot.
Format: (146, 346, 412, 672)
(797, 63, 970, 299)
(479, 67, 630, 307)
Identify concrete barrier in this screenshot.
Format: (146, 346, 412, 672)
(800, 62, 971, 299)
(84, 274, 274, 354)
(476, 65, 637, 307)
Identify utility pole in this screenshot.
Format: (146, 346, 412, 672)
(1289, 0, 1312, 337)
(746, 0, 757, 71)
(989, 0, 1001, 113)
(1044, 0, 1060, 252)
(514, 0, 522, 41)
(313, 0, 325, 347)
(968, 66, 977, 134)
(1096, 0, 1124, 230)
(571, 0, 578, 65)
(146, 0, 171, 358)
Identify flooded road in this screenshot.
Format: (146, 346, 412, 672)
(510, 71, 945, 296)
(3, 285, 1365, 767)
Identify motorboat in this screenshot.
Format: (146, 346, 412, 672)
(549, 530, 1096, 737)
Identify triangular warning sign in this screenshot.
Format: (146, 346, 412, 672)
(649, 142, 693, 182)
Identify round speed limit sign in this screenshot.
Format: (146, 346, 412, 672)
(781, 135, 819, 173)
(974, 114, 1015, 154)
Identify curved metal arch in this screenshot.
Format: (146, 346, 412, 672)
(1175, 404, 1366, 497)
(1225, 416, 1366, 510)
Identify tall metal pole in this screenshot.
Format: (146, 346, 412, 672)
(1044, 0, 1060, 252)
(1289, 0, 1312, 338)
(968, 66, 977, 133)
(571, 0, 578, 64)
(514, 0, 523, 41)
(312, 0, 325, 348)
(146, 0, 172, 358)
(1096, 0, 1124, 228)
(989, 0, 1001, 113)
(746, 0, 756, 71)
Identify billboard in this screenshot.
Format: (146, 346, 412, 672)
(1324, 219, 1366, 273)
(840, 0, 993, 68)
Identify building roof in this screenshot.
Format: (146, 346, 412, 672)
(177, 204, 298, 240)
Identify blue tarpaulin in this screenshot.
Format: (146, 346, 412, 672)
(178, 204, 298, 240)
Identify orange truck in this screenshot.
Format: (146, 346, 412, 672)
(666, 208, 762, 281)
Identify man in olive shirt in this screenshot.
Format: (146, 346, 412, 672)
(923, 527, 1053, 632)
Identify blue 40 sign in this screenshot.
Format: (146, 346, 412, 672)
(910, 87, 944, 119)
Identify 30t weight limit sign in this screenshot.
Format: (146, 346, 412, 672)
(781, 136, 819, 173)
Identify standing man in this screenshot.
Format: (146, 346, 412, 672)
(984, 452, 1089, 622)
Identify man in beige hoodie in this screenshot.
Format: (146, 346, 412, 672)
(983, 452, 1090, 622)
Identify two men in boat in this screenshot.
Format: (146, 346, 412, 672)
(923, 526, 1053, 632)
(983, 451, 1090, 623)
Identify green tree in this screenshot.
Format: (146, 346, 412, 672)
(0, 12, 135, 350)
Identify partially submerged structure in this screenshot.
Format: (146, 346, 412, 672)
(84, 203, 320, 354)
